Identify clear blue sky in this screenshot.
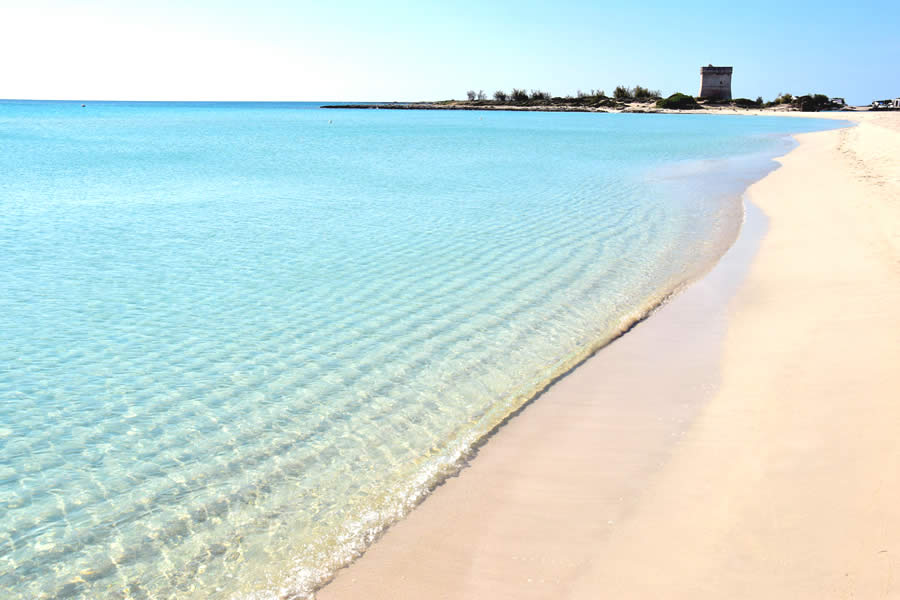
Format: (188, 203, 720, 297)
(2, 0, 897, 104)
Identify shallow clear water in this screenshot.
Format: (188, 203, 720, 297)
(0, 101, 841, 599)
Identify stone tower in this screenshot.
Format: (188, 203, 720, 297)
(699, 65, 733, 101)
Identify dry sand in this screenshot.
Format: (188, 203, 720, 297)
(317, 112, 900, 599)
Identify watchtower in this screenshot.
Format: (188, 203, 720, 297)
(699, 65, 733, 101)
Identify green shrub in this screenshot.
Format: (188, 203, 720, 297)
(510, 88, 529, 102)
(614, 85, 633, 100)
(774, 93, 793, 105)
(565, 96, 590, 106)
(792, 93, 835, 112)
(733, 98, 759, 108)
(633, 85, 661, 99)
(656, 93, 700, 110)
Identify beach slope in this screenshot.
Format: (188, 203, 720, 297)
(318, 113, 900, 599)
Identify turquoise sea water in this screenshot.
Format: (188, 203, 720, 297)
(0, 101, 841, 599)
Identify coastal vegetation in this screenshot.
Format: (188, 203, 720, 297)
(772, 93, 794, 105)
(790, 94, 838, 112)
(510, 88, 530, 102)
(449, 85, 663, 108)
(455, 86, 841, 111)
(451, 88, 621, 108)
(614, 85, 661, 100)
(656, 93, 700, 110)
(324, 88, 848, 113)
(755, 93, 842, 111)
(733, 97, 764, 108)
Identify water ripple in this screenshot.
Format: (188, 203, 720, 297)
(0, 103, 841, 599)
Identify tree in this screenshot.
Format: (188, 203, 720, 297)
(510, 88, 529, 102)
(494, 90, 508, 102)
(793, 93, 834, 112)
(466, 90, 476, 101)
(477, 90, 486, 101)
(614, 85, 633, 100)
(775, 93, 793, 105)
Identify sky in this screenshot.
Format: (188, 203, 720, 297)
(1, 0, 897, 105)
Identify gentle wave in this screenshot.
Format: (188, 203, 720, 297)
(0, 103, 843, 599)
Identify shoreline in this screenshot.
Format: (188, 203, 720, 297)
(321, 101, 870, 115)
(243, 113, 817, 599)
(316, 112, 899, 598)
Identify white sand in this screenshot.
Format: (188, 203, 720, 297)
(317, 112, 900, 599)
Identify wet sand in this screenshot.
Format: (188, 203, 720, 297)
(317, 112, 900, 599)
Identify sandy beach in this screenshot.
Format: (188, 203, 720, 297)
(317, 111, 900, 599)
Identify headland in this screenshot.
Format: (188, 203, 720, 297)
(321, 89, 860, 114)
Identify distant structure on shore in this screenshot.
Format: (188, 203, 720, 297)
(699, 65, 733, 101)
(871, 98, 900, 110)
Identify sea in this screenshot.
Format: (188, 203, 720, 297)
(0, 100, 842, 599)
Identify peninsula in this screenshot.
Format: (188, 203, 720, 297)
(322, 88, 852, 113)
